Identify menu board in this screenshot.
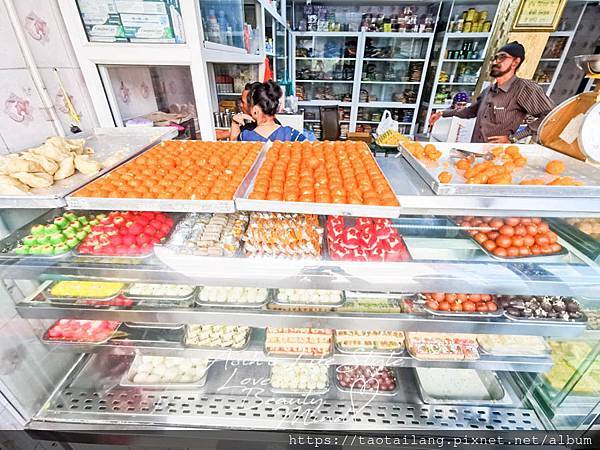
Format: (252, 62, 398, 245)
(513, 0, 567, 31)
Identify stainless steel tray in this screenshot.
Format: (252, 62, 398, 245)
(478, 340, 551, 358)
(272, 289, 346, 308)
(0, 127, 177, 208)
(504, 309, 588, 324)
(43, 280, 124, 301)
(264, 330, 334, 360)
(72, 212, 182, 262)
(269, 364, 332, 396)
(0, 208, 78, 260)
(123, 284, 198, 301)
(42, 320, 122, 345)
(334, 365, 399, 396)
(124, 322, 184, 329)
(401, 142, 600, 197)
(236, 141, 400, 218)
(420, 293, 504, 318)
(334, 333, 405, 356)
(450, 217, 570, 261)
(195, 287, 271, 309)
(67, 141, 264, 212)
(415, 368, 512, 405)
(184, 325, 253, 351)
(120, 354, 209, 390)
(406, 336, 480, 361)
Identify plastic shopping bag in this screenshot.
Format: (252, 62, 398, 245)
(376, 110, 400, 136)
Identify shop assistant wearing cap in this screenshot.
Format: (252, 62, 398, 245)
(430, 41, 556, 143)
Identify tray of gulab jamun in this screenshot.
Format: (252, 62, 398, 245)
(454, 216, 568, 260)
(498, 295, 588, 323)
(420, 292, 503, 318)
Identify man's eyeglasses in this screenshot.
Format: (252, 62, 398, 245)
(492, 53, 512, 62)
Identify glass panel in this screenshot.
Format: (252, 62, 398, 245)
(199, 0, 245, 49)
(76, 0, 185, 44)
(100, 65, 198, 138)
(275, 23, 288, 83)
(295, 35, 357, 102)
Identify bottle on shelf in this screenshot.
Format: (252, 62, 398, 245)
(207, 10, 222, 44)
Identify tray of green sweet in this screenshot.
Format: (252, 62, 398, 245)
(0, 209, 102, 258)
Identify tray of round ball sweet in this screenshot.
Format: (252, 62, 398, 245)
(195, 286, 271, 309)
(454, 216, 567, 260)
(121, 355, 210, 390)
(420, 292, 502, 318)
(0, 209, 101, 259)
(335, 365, 398, 396)
(499, 295, 587, 323)
(73, 211, 176, 261)
(269, 361, 331, 396)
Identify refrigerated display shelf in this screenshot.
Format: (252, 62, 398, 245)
(31, 354, 544, 431)
(41, 328, 555, 372)
(4, 251, 600, 299)
(17, 300, 587, 338)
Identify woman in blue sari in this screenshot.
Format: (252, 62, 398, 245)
(237, 81, 306, 142)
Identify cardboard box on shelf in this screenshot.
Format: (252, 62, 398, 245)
(347, 132, 372, 144)
(115, 0, 185, 44)
(77, 0, 127, 42)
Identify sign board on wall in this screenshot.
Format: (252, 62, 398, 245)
(512, 0, 568, 31)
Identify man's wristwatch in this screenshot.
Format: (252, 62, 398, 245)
(508, 134, 518, 144)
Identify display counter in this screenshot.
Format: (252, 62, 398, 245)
(0, 131, 598, 443)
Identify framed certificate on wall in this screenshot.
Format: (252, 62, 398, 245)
(512, 0, 568, 31)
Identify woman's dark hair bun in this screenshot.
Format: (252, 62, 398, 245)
(250, 81, 282, 116)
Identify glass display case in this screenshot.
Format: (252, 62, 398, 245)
(75, 0, 186, 44)
(274, 22, 288, 84)
(295, 33, 358, 102)
(0, 133, 599, 442)
(99, 65, 198, 138)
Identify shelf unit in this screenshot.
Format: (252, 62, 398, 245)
(292, 18, 440, 137)
(422, 1, 500, 130)
(533, 2, 588, 96)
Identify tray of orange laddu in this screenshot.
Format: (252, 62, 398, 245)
(400, 141, 600, 197)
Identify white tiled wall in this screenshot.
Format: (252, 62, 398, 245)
(0, 0, 99, 153)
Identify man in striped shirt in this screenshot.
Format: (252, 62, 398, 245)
(430, 41, 556, 143)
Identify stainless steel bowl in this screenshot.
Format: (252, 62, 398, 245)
(575, 55, 600, 77)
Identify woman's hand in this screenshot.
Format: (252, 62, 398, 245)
(232, 113, 254, 126)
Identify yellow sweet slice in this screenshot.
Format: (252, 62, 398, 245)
(50, 281, 124, 298)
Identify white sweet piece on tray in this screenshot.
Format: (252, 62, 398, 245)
(271, 361, 329, 391)
(198, 286, 268, 304)
(128, 356, 208, 384)
(186, 324, 251, 348)
(277, 289, 342, 305)
(127, 283, 195, 297)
